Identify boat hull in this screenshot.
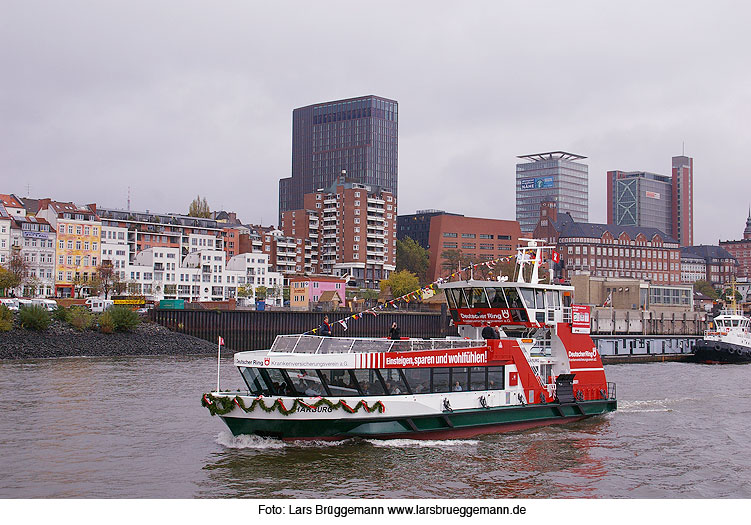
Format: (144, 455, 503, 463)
(689, 339, 751, 364)
(220, 399, 617, 441)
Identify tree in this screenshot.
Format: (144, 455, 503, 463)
(721, 287, 742, 304)
(256, 286, 267, 301)
(96, 262, 119, 299)
(188, 195, 211, 218)
(694, 280, 718, 300)
(0, 265, 21, 293)
(380, 270, 420, 299)
(396, 237, 429, 284)
(5, 253, 27, 293)
(87, 275, 103, 297)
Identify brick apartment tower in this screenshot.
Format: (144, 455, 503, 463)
(671, 155, 693, 247)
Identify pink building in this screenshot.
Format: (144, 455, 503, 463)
(289, 275, 346, 310)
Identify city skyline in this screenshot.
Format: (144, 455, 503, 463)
(3, 2, 750, 245)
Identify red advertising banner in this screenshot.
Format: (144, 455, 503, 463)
(571, 304, 591, 334)
(454, 308, 531, 326)
(376, 347, 488, 369)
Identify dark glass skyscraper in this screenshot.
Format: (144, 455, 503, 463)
(279, 95, 398, 221)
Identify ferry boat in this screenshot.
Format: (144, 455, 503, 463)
(690, 308, 751, 364)
(202, 240, 617, 440)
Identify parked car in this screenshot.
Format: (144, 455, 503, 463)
(31, 299, 58, 311)
(17, 299, 32, 309)
(0, 298, 19, 311)
(85, 298, 114, 313)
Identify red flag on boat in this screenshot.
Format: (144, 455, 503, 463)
(218, 336, 225, 346)
(551, 251, 561, 264)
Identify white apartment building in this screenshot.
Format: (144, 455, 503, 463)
(100, 224, 130, 281)
(9, 216, 57, 297)
(126, 247, 282, 304)
(0, 204, 11, 266)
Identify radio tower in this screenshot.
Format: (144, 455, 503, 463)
(127, 186, 131, 211)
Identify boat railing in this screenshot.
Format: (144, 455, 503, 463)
(270, 334, 487, 354)
(562, 307, 572, 323)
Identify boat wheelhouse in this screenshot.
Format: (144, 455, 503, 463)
(691, 307, 751, 363)
(202, 240, 617, 440)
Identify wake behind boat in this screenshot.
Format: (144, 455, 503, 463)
(202, 240, 617, 440)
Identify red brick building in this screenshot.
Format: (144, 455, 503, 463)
(281, 175, 396, 289)
(427, 215, 521, 282)
(720, 211, 751, 280)
(534, 201, 681, 284)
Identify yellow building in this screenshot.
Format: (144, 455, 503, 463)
(37, 200, 102, 297)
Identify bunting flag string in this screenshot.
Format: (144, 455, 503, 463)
(301, 251, 541, 334)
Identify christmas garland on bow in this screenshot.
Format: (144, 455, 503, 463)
(201, 393, 385, 417)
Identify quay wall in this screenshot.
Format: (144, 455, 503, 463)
(148, 308, 453, 351)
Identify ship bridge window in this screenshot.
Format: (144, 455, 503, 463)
(519, 288, 535, 309)
(487, 288, 508, 309)
(445, 289, 458, 309)
(505, 288, 524, 309)
(453, 289, 469, 308)
(535, 289, 545, 309)
(469, 288, 490, 308)
(546, 291, 561, 309)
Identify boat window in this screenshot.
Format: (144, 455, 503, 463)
(444, 289, 458, 309)
(535, 290, 545, 309)
(451, 367, 469, 391)
(519, 288, 535, 309)
(263, 368, 289, 395)
(431, 368, 451, 393)
(318, 369, 359, 396)
(455, 289, 469, 308)
(402, 367, 430, 393)
(288, 369, 325, 396)
(505, 288, 524, 309)
(239, 367, 268, 395)
(379, 368, 408, 394)
(350, 369, 386, 395)
(469, 288, 490, 308)
(487, 288, 508, 309)
(487, 366, 505, 389)
(733, 320, 740, 327)
(547, 291, 560, 308)
(469, 367, 487, 391)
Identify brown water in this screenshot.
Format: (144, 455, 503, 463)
(1, 356, 750, 498)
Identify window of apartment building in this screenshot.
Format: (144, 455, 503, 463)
(461, 233, 476, 238)
(443, 232, 457, 238)
(479, 234, 494, 239)
(444, 242, 458, 249)
(354, 218, 360, 224)
(462, 243, 476, 249)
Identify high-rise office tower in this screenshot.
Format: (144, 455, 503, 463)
(606, 171, 673, 236)
(607, 154, 694, 247)
(672, 155, 693, 247)
(278, 95, 398, 222)
(515, 151, 588, 234)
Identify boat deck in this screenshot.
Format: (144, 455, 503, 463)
(268, 334, 487, 355)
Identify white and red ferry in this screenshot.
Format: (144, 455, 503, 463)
(202, 240, 616, 440)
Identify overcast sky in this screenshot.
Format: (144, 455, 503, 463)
(2, 1, 749, 244)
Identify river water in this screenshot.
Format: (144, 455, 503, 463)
(1, 356, 750, 499)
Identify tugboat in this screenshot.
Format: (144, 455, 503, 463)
(691, 285, 751, 363)
(202, 240, 617, 440)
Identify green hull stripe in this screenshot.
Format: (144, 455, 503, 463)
(221, 400, 617, 439)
